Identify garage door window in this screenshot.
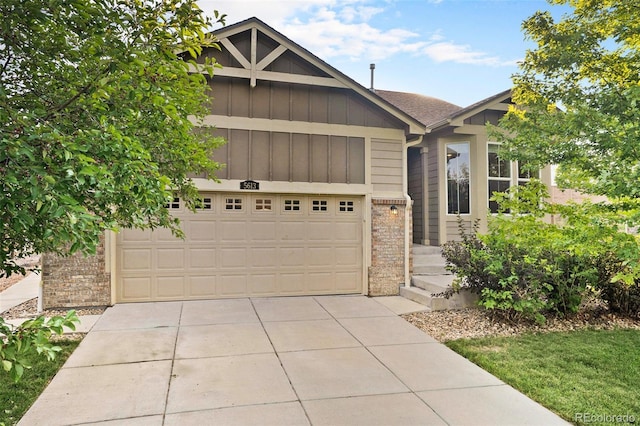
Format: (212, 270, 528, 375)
(165, 197, 180, 210)
(196, 197, 212, 210)
(225, 197, 243, 211)
(284, 199, 301, 212)
(312, 200, 328, 212)
(339, 200, 354, 212)
(254, 198, 272, 211)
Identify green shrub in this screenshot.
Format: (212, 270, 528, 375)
(442, 180, 640, 322)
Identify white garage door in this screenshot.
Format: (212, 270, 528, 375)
(116, 193, 363, 302)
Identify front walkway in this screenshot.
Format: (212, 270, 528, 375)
(19, 296, 568, 425)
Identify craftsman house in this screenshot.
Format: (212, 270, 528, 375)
(41, 17, 550, 308)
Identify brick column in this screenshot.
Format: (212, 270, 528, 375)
(369, 198, 409, 296)
(41, 235, 111, 309)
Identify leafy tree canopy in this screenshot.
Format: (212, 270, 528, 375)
(0, 0, 226, 277)
(492, 0, 640, 205)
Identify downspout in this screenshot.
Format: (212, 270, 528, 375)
(404, 135, 424, 288)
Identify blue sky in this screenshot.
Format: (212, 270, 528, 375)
(197, 0, 570, 107)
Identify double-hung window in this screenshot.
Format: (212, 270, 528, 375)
(488, 143, 539, 213)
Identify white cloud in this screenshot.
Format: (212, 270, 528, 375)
(422, 41, 518, 66)
(198, 0, 516, 66)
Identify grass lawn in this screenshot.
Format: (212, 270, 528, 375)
(0, 339, 80, 426)
(446, 328, 640, 424)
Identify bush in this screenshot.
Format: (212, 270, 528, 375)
(442, 180, 640, 322)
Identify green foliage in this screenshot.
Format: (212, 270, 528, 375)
(490, 0, 640, 203)
(0, 0, 227, 277)
(446, 329, 640, 423)
(442, 180, 640, 322)
(1, 339, 79, 425)
(0, 311, 80, 382)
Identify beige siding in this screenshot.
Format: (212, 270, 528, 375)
(208, 76, 403, 129)
(446, 218, 472, 242)
(210, 128, 365, 184)
(371, 139, 403, 194)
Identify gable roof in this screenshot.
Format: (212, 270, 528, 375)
(210, 18, 426, 137)
(428, 89, 513, 130)
(375, 90, 463, 128)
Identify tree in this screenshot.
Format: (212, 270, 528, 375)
(1, 0, 226, 278)
(0, 0, 225, 381)
(492, 0, 640, 206)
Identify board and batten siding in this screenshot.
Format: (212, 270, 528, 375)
(427, 142, 440, 245)
(370, 138, 404, 195)
(209, 128, 366, 184)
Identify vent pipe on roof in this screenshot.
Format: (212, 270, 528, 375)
(369, 63, 375, 91)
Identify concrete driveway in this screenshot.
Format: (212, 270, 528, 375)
(19, 295, 568, 425)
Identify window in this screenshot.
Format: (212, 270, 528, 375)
(312, 200, 328, 212)
(518, 161, 539, 186)
(165, 197, 180, 209)
(284, 199, 301, 211)
(225, 198, 243, 210)
(488, 143, 540, 213)
(446, 142, 470, 214)
(488, 143, 511, 213)
(195, 197, 212, 210)
(339, 200, 354, 212)
(255, 198, 272, 211)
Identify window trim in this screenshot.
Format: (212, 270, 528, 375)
(445, 141, 471, 216)
(487, 142, 540, 214)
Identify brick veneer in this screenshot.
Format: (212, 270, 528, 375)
(41, 236, 111, 309)
(368, 198, 411, 296)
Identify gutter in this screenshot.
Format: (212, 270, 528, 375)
(403, 134, 424, 288)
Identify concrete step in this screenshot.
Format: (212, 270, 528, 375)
(412, 244, 443, 256)
(411, 274, 455, 293)
(400, 284, 479, 311)
(413, 254, 446, 266)
(413, 264, 449, 275)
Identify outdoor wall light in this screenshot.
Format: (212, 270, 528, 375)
(390, 205, 398, 216)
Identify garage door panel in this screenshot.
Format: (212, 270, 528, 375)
(121, 249, 152, 272)
(122, 277, 152, 300)
(189, 249, 216, 269)
(189, 276, 216, 297)
(155, 226, 182, 242)
(249, 221, 277, 241)
(219, 221, 248, 242)
(308, 272, 332, 291)
(333, 223, 360, 241)
(249, 274, 278, 295)
(219, 275, 247, 296)
(306, 222, 334, 241)
(120, 229, 152, 242)
(279, 247, 305, 267)
(308, 247, 334, 266)
(117, 193, 363, 302)
(335, 271, 361, 291)
(279, 273, 306, 294)
(220, 248, 247, 268)
(335, 247, 359, 266)
(278, 221, 306, 241)
(157, 276, 185, 298)
(188, 220, 216, 241)
(157, 249, 185, 269)
(251, 247, 277, 268)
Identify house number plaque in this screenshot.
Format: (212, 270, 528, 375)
(240, 180, 259, 190)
